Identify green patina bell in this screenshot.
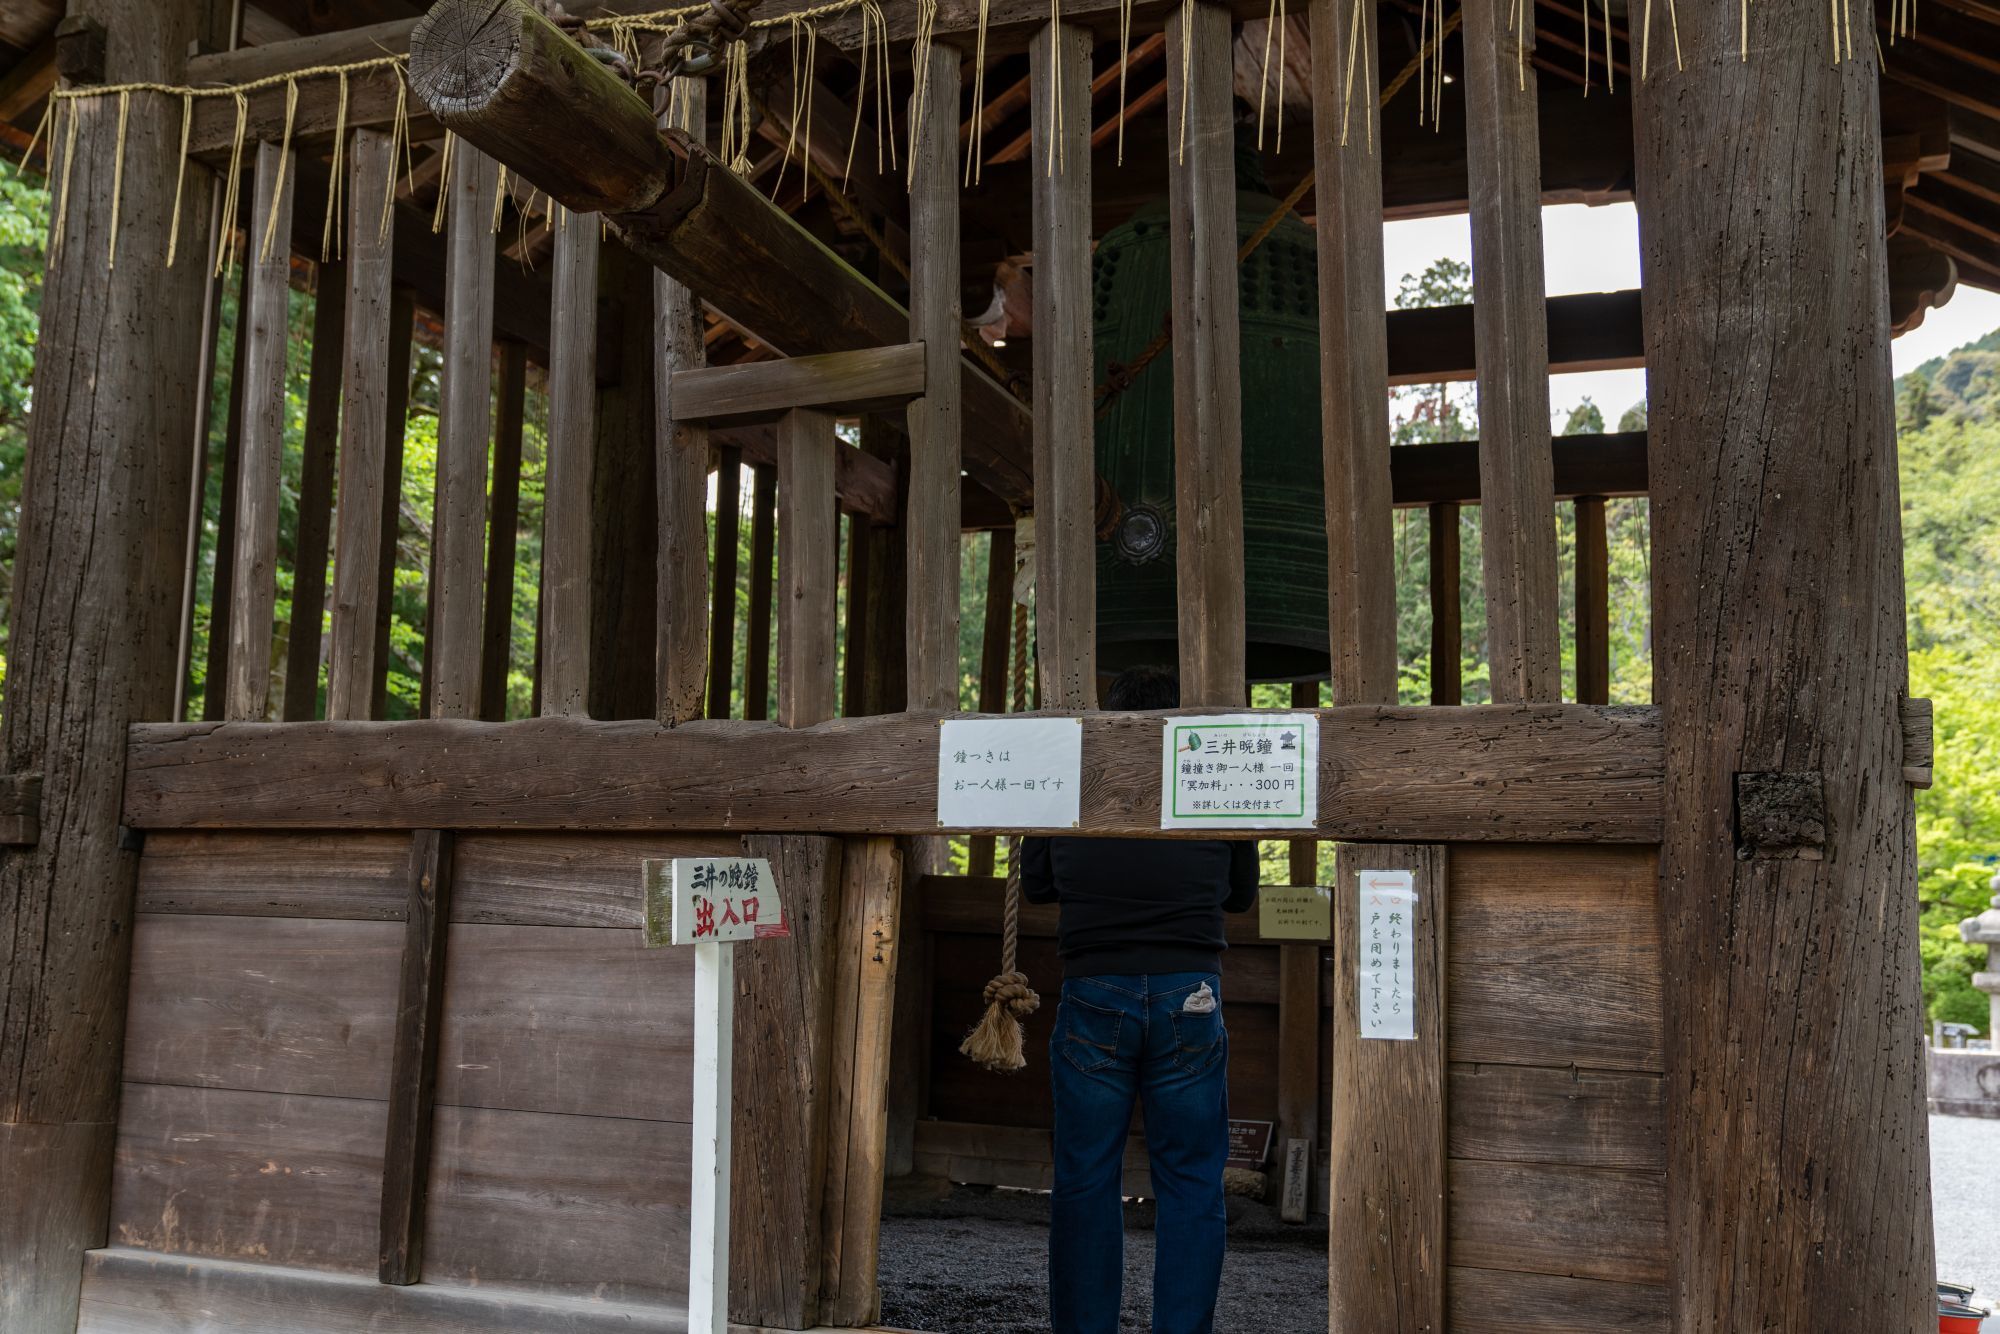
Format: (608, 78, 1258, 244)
(1092, 133, 1328, 684)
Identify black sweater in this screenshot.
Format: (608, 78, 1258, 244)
(1018, 836, 1260, 978)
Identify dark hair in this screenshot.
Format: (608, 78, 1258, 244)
(1104, 666, 1180, 711)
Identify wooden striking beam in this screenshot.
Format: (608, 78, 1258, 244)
(660, 79, 712, 726)
(671, 344, 926, 425)
(478, 342, 528, 721)
(778, 408, 840, 729)
(1385, 289, 1645, 386)
(1031, 21, 1099, 711)
(541, 212, 599, 717)
(284, 259, 345, 723)
(1166, 0, 1248, 706)
(378, 828, 454, 1285)
(1391, 432, 1649, 507)
(123, 704, 1665, 842)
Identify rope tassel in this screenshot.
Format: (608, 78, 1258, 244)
(959, 862, 1041, 1073)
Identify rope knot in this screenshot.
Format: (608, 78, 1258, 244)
(982, 970, 1041, 1018)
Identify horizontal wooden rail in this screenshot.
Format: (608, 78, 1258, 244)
(671, 344, 926, 425)
(1392, 432, 1647, 507)
(1386, 289, 1644, 387)
(123, 705, 1662, 842)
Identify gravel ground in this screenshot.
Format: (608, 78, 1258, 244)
(1932, 1113, 2000, 1307)
(879, 1184, 1327, 1334)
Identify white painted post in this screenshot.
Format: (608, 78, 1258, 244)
(688, 939, 734, 1334)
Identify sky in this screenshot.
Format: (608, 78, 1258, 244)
(1382, 202, 2000, 431)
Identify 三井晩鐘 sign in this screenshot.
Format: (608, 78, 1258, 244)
(1161, 712, 1319, 830)
(642, 857, 789, 948)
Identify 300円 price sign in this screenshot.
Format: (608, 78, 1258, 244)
(1160, 712, 1319, 830)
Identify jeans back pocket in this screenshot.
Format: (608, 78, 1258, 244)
(1170, 1004, 1227, 1075)
(1058, 995, 1126, 1074)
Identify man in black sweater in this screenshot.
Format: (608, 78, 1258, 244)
(1020, 666, 1258, 1334)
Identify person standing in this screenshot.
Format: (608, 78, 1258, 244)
(1020, 665, 1259, 1334)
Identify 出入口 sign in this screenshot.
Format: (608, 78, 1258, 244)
(936, 717, 1083, 829)
(642, 857, 789, 948)
(1160, 712, 1319, 830)
(1259, 885, 1331, 940)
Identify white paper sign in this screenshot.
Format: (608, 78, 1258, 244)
(1358, 870, 1417, 1040)
(937, 717, 1083, 829)
(1160, 712, 1319, 830)
(642, 857, 788, 947)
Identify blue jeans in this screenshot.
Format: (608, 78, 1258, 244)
(1048, 972, 1229, 1334)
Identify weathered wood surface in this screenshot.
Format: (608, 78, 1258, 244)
(541, 213, 600, 718)
(1444, 1267, 1667, 1333)
(0, 771, 42, 846)
(435, 924, 694, 1122)
(921, 873, 1281, 951)
(1165, 0, 1247, 707)
(1448, 1063, 1664, 1170)
(371, 287, 418, 721)
(1030, 23, 1098, 712)
(910, 1119, 1154, 1196)
(1330, 844, 1445, 1332)
(451, 831, 738, 925)
(431, 148, 500, 720)
(480, 342, 529, 721)
(778, 408, 840, 729)
(0, 4, 212, 1320)
(79, 1246, 687, 1333)
(658, 84, 712, 725)
(706, 450, 741, 718)
(109, 1082, 387, 1274)
(424, 1102, 692, 1303)
(1447, 844, 1662, 1070)
(1464, 0, 1560, 704)
(378, 830, 454, 1284)
(124, 705, 1665, 839)
(1385, 289, 1646, 386)
(731, 835, 843, 1327)
(1309, 0, 1396, 706)
(202, 257, 251, 721)
(134, 829, 413, 918)
(1636, 0, 1937, 1321)
(744, 463, 777, 721)
(226, 139, 299, 723)
(587, 241, 662, 722)
(123, 914, 403, 1099)
(1429, 502, 1462, 705)
(287, 264, 345, 722)
(1392, 432, 1647, 507)
(672, 345, 926, 426)
(841, 513, 872, 717)
(1448, 1159, 1667, 1285)
(1574, 495, 1610, 705)
(967, 528, 1014, 873)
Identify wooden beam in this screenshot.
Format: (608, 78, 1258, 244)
(672, 344, 927, 425)
(706, 450, 742, 719)
(1386, 289, 1645, 386)
(745, 462, 778, 721)
(1634, 0, 1936, 1322)
(370, 288, 417, 721)
(431, 146, 499, 719)
(1391, 431, 1649, 507)
(1166, 0, 1247, 707)
(540, 213, 599, 717)
(779, 408, 840, 728)
(1575, 495, 1610, 706)
(226, 140, 298, 723)
(1310, 0, 1396, 706)
(659, 78, 713, 726)
(284, 258, 344, 722)
(1429, 503, 1463, 706)
(478, 341, 528, 720)
(123, 704, 1666, 841)
(1031, 22, 1099, 711)
(0, 35, 56, 124)
(1330, 843, 1447, 1330)
(378, 828, 454, 1284)
(1464, 0, 1561, 702)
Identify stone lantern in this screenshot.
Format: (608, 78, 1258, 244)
(1963, 870, 2000, 1042)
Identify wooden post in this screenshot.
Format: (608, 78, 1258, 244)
(589, 242, 661, 720)
(745, 461, 776, 721)
(689, 937, 735, 1334)
(842, 512, 873, 719)
(1279, 680, 1323, 1224)
(371, 288, 417, 720)
(660, 77, 712, 724)
(906, 44, 964, 725)
(478, 340, 528, 720)
(1574, 495, 1609, 705)
(1165, 0, 1246, 707)
(1030, 21, 1097, 713)
(1634, 4, 1935, 1325)
(1428, 501, 1462, 706)
(327, 129, 398, 722)
(225, 139, 297, 723)
(1463, 0, 1560, 703)
(379, 828, 454, 1284)
(1330, 843, 1446, 1332)
(0, 3, 211, 1323)
(541, 210, 599, 717)
(967, 525, 1014, 876)
(284, 259, 345, 722)
(778, 408, 839, 730)
(1309, 0, 1397, 706)
(431, 145, 499, 719)
(202, 257, 250, 721)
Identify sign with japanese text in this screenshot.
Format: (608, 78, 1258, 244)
(1358, 870, 1417, 1040)
(1259, 884, 1332, 940)
(1226, 1119, 1274, 1168)
(936, 717, 1083, 830)
(1160, 712, 1319, 830)
(642, 857, 789, 948)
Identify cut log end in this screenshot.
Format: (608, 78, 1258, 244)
(408, 0, 527, 119)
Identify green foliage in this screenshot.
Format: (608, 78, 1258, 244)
(0, 173, 50, 679)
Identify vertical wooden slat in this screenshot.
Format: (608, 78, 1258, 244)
(202, 257, 252, 722)
(540, 212, 600, 717)
(966, 525, 1014, 876)
(1279, 679, 1322, 1224)
(745, 461, 777, 721)
(842, 511, 873, 719)
(430, 146, 500, 719)
(1030, 21, 1098, 712)
(1309, 0, 1397, 706)
(905, 45, 963, 717)
(378, 828, 454, 1285)
(478, 340, 528, 721)
(225, 140, 298, 722)
(284, 259, 345, 722)
(819, 835, 904, 1326)
(328, 128, 399, 723)
(370, 288, 417, 721)
(778, 407, 839, 730)
(1429, 501, 1462, 706)
(1575, 495, 1609, 705)
(1164, 1, 1246, 707)
(1464, 0, 1560, 703)
(659, 78, 712, 724)
(705, 451, 742, 719)
(1330, 842, 1447, 1331)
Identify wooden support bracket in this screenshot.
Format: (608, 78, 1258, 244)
(671, 345, 927, 426)
(1901, 696, 1934, 788)
(0, 772, 44, 846)
(53, 16, 107, 85)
